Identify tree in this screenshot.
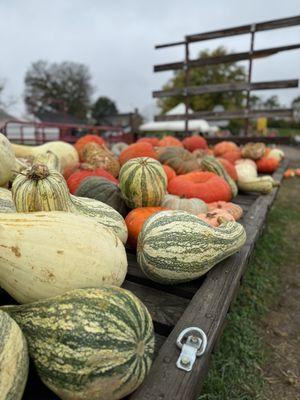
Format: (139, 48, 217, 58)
(292, 96, 300, 107)
(24, 60, 93, 120)
(158, 47, 247, 114)
(263, 95, 281, 109)
(92, 96, 118, 124)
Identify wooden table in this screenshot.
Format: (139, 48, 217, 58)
(1, 160, 288, 400)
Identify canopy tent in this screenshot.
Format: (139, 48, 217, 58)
(139, 103, 211, 133)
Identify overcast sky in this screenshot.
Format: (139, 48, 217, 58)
(1, 0, 300, 120)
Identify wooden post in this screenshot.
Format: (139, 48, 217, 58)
(184, 40, 190, 137)
(245, 24, 256, 136)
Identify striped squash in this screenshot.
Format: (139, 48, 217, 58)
(119, 157, 167, 208)
(12, 163, 127, 243)
(201, 156, 238, 197)
(0, 310, 29, 400)
(0, 188, 16, 213)
(137, 210, 246, 284)
(1, 287, 155, 400)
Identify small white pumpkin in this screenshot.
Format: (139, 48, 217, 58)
(267, 148, 284, 162)
(235, 159, 257, 182)
(161, 194, 208, 215)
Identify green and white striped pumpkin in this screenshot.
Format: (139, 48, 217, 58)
(0, 310, 29, 400)
(1, 287, 155, 400)
(201, 156, 238, 198)
(137, 210, 246, 284)
(119, 157, 167, 208)
(12, 163, 128, 243)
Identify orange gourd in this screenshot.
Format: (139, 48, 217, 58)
(137, 137, 160, 146)
(217, 158, 238, 181)
(283, 169, 295, 178)
(295, 168, 300, 177)
(213, 141, 239, 157)
(221, 149, 242, 164)
(197, 208, 235, 227)
(256, 157, 279, 173)
(207, 201, 243, 220)
(119, 142, 157, 166)
(125, 207, 166, 248)
(182, 136, 208, 151)
(168, 171, 232, 203)
(158, 136, 183, 148)
(74, 135, 106, 161)
(163, 165, 177, 183)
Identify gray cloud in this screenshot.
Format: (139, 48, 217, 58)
(1, 0, 299, 119)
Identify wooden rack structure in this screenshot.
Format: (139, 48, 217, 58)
(153, 15, 300, 135)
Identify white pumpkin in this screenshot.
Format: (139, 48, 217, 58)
(161, 194, 208, 215)
(0, 133, 16, 187)
(235, 159, 257, 182)
(267, 148, 284, 162)
(0, 211, 128, 303)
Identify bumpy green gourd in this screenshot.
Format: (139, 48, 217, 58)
(137, 210, 246, 284)
(201, 156, 238, 197)
(1, 287, 155, 400)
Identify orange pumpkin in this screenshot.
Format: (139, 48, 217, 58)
(119, 142, 157, 166)
(213, 141, 239, 157)
(283, 169, 295, 178)
(125, 207, 166, 248)
(207, 201, 243, 220)
(63, 162, 80, 179)
(295, 168, 300, 177)
(182, 136, 208, 151)
(221, 149, 242, 164)
(158, 136, 183, 148)
(163, 165, 177, 183)
(168, 171, 232, 203)
(137, 137, 160, 146)
(67, 166, 119, 194)
(74, 134, 106, 161)
(256, 157, 279, 173)
(197, 208, 235, 227)
(217, 158, 238, 181)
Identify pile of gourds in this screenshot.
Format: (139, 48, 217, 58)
(0, 132, 284, 399)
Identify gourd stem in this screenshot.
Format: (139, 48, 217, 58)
(27, 163, 50, 180)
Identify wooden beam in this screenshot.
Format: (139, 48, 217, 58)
(155, 108, 293, 121)
(154, 44, 300, 72)
(186, 15, 300, 42)
(152, 79, 299, 98)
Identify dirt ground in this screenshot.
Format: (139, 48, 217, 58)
(262, 146, 300, 400)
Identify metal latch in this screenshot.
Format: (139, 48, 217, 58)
(176, 327, 207, 372)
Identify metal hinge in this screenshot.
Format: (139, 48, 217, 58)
(176, 327, 207, 372)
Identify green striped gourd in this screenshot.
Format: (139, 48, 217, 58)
(0, 310, 29, 400)
(201, 156, 238, 197)
(1, 287, 155, 400)
(0, 188, 16, 213)
(0, 212, 127, 303)
(137, 210, 246, 284)
(119, 157, 167, 208)
(12, 163, 127, 243)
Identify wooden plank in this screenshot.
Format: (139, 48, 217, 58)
(122, 281, 189, 329)
(186, 15, 300, 42)
(155, 108, 293, 121)
(154, 44, 300, 72)
(130, 160, 287, 400)
(152, 79, 299, 98)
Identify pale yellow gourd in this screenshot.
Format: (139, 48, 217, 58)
(0, 133, 16, 187)
(11, 141, 79, 173)
(0, 212, 128, 303)
(0, 187, 16, 213)
(161, 194, 208, 215)
(12, 163, 128, 243)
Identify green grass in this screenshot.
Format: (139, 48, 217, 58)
(273, 128, 300, 137)
(198, 204, 300, 400)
